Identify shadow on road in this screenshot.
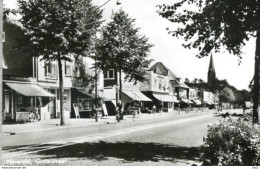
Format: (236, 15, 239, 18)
(30, 141, 201, 164)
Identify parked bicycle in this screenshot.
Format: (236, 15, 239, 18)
(29, 111, 40, 122)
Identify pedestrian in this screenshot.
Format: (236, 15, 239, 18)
(152, 104, 156, 114)
(243, 103, 246, 115)
(116, 101, 123, 123)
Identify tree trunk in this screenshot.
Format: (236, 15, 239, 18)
(253, 31, 260, 124)
(57, 54, 65, 126)
(0, 1, 3, 164)
(119, 68, 122, 101)
(95, 54, 98, 122)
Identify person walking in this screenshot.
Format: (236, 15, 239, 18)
(152, 104, 156, 114)
(116, 101, 123, 123)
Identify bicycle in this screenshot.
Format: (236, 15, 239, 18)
(29, 111, 40, 122)
(116, 111, 123, 123)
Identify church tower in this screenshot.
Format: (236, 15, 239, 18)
(208, 54, 216, 91)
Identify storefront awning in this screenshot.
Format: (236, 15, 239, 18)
(5, 82, 55, 97)
(205, 101, 214, 105)
(153, 94, 175, 102)
(73, 88, 95, 98)
(181, 98, 193, 104)
(192, 99, 202, 105)
(123, 90, 152, 102)
(173, 96, 179, 103)
(132, 91, 152, 101)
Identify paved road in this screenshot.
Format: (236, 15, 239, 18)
(2, 112, 223, 166)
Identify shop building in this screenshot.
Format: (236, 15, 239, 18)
(121, 84, 152, 113)
(36, 57, 73, 120)
(139, 62, 177, 112)
(2, 21, 55, 122)
(70, 57, 104, 118)
(170, 78, 192, 108)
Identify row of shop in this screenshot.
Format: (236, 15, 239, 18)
(2, 82, 218, 123)
(2, 58, 218, 123)
(2, 81, 180, 122)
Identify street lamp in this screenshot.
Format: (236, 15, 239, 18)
(94, 0, 121, 122)
(100, 0, 121, 8)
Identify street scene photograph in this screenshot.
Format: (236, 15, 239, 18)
(1, 0, 260, 167)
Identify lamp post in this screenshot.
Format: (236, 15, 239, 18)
(94, 0, 121, 122)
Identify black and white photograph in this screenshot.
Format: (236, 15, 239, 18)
(1, 0, 260, 167)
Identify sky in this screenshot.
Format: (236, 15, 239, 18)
(4, 0, 256, 90)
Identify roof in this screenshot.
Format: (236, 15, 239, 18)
(172, 79, 189, 89)
(148, 62, 168, 76)
(148, 61, 179, 79)
(163, 64, 178, 79)
(208, 54, 215, 73)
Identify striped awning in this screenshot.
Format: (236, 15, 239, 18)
(192, 99, 202, 105)
(153, 94, 175, 102)
(5, 82, 55, 97)
(123, 90, 152, 102)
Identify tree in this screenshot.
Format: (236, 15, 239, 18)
(158, 0, 260, 124)
(95, 9, 153, 101)
(184, 78, 190, 84)
(18, 0, 102, 125)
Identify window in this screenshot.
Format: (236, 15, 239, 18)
(104, 69, 114, 79)
(45, 62, 57, 78)
(65, 61, 72, 76)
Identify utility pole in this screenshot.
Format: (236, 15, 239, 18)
(95, 53, 98, 122)
(94, 0, 121, 119)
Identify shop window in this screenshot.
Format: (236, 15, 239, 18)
(45, 62, 57, 78)
(77, 99, 92, 111)
(104, 69, 114, 79)
(65, 61, 72, 76)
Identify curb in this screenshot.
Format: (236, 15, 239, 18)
(3, 111, 215, 135)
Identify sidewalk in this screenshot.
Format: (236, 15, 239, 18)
(2, 110, 217, 135)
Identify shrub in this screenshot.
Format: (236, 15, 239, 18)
(201, 117, 260, 166)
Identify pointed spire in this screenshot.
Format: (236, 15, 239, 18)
(208, 53, 215, 73)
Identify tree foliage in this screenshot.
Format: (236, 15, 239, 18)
(95, 9, 153, 84)
(18, 0, 102, 125)
(158, 0, 260, 124)
(3, 6, 17, 22)
(157, 0, 260, 59)
(18, 0, 102, 61)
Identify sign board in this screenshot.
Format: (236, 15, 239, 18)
(102, 103, 108, 116)
(73, 103, 80, 118)
(245, 101, 251, 109)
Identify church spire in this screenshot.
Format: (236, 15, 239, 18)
(208, 53, 215, 73)
(208, 54, 216, 91)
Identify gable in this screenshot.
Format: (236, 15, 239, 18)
(148, 62, 168, 76)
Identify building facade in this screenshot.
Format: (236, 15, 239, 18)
(140, 62, 176, 112)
